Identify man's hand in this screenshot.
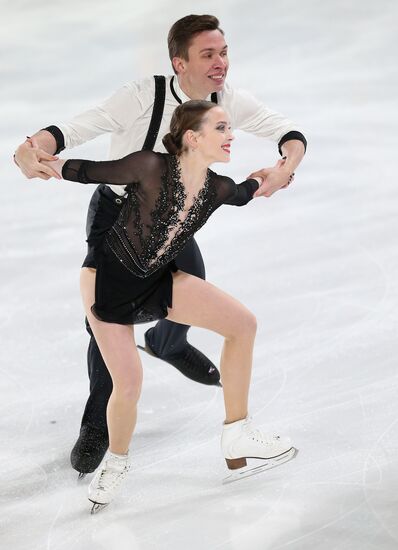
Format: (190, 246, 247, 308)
(248, 158, 294, 198)
(14, 137, 60, 180)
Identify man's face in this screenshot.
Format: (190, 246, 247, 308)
(174, 30, 229, 97)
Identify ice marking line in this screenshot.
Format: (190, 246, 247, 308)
(1, 455, 49, 513)
(253, 364, 288, 418)
(132, 428, 218, 472)
(281, 235, 391, 385)
(211, 483, 288, 550)
(46, 502, 64, 550)
(271, 503, 366, 550)
(0, 367, 35, 436)
(362, 416, 398, 545)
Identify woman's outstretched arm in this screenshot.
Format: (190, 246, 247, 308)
(41, 149, 159, 186)
(223, 176, 262, 206)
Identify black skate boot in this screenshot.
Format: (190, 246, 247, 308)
(70, 424, 109, 478)
(138, 328, 221, 387)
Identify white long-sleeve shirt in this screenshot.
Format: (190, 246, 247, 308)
(55, 75, 303, 195)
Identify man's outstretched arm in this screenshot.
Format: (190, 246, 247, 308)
(13, 81, 145, 181)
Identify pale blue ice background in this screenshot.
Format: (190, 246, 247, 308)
(1, 1, 398, 549)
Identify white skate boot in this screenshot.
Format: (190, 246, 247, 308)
(221, 416, 297, 484)
(88, 451, 131, 513)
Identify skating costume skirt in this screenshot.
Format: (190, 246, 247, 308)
(82, 185, 177, 325)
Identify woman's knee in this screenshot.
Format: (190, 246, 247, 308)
(113, 370, 142, 402)
(226, 307, 257, 340)
(240, 309, 257, 337)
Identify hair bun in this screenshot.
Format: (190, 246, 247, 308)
(162, 133, 179, 155)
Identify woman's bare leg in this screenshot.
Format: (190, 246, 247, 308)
(80, 266, 255, 457)
(80, 267, 142, 455)
(167, 271, 257, 423)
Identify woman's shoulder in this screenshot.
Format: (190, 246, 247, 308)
(132, 150, 168, 169)
(209, 169, 234, 187)
(208, 169, 236, 199)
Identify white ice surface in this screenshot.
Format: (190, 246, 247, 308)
(1, 1, 398, 548)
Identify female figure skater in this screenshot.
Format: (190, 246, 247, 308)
(42, 100, 296, 512)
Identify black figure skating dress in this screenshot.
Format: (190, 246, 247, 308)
(62, 151, 259, 324)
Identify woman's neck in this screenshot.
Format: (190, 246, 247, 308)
(177, 152, 210, 191)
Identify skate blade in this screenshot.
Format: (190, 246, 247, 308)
(222, 447, 298, 485)
(78, 472, 87, 480)
(89, 500, 109, 514)
(137, 344, 157, 358)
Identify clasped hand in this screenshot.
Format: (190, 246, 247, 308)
(14, 137, 61, 180)
(248, 157, 295, 198)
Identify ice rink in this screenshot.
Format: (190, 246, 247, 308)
(1, 1, 397, 548)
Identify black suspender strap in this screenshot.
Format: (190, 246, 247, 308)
(142, 75, 218, 151)
(170, 76, 182, 104)
(142, 75, 166, 151)
(170, 76, 218, 105)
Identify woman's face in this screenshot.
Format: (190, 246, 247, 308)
(195, 106, 234, 163)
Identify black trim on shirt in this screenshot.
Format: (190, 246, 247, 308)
(42, 125, 65, 154)
(170, 76, 218, 105)
(278, 131, 307, 156)
(170, 76, 182, 104)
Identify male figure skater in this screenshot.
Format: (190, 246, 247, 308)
(14, 14, 306, 476)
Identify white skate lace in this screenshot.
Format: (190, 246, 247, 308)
(97, 459, 130, 492)
(243, 419, 281, 446)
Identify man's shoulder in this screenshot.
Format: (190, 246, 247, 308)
(119, 75, 173, 108)
(221, 81, 258, 102)
(220, 82, 262, 112)
(124, 75, 173, 93)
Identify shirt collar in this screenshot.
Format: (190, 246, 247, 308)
(171, 75, 215, 103)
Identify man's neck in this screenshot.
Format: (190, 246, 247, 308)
(177, 75, 208, 101)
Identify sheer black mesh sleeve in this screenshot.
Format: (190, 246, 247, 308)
(219, 176, 260, 206)
(61, 150, 161, 185)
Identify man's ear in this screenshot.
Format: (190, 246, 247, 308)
(172, 56, 186, 75)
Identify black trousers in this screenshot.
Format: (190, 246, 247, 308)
(80, 185, 206, 432)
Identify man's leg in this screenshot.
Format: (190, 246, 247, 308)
(83, 319, 112, 432)
(70, 319, 112, 475)
(143, 238, 221, 386)
(71, 186, 122, 475)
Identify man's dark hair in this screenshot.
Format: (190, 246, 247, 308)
(168, 15, 224, 74)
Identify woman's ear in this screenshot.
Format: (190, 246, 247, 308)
(184, 129, 198, 150)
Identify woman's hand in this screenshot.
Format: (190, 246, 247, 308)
(28, 137, 64, 179)
(248, 158, 295, 198)
(14, 137, 60, 180)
